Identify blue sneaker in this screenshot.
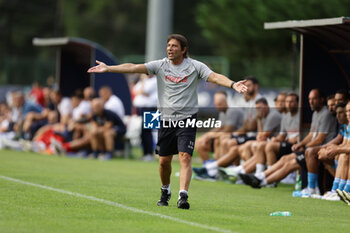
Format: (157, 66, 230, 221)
(192, 167, 208, 176)
(292, 190, 302, 197)
(193, 167, 216, 181)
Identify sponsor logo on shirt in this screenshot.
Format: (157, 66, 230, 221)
(165, 75, 188, 83)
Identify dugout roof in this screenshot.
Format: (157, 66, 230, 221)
(33, 37, 132, 115)
(264, 17, 350, 129)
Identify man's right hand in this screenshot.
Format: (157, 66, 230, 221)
(292, 143, 302, 152)
(88, 60, 109, 73)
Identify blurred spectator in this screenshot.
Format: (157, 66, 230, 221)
(71, 89, 92, 122)
(195, 91, 244, 163)
(83, 86, 95, 101)
(239, 89, 337, 193)
(42, 86, 55, 109)
(133, 74, 158, 161)
(0, 102, 11, 133)
(50, 90, 72, 125)
(334, 89, 349, 105)
(327, 95, 336, 116)
(90, 98, 126, 160)
(193, 97, 282, 179)
(99, 86, 125, 119)
(10, 91, 43, 135)
(235, 93, 299, 177)
(28, 82, 45, 107)
(274, 92, 287, 114)
(234, 76, 263, 137)
(307, 102, 348, 200)
(46, 75, 57, 89)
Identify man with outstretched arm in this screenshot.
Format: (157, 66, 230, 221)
(88, 34, 247, 209)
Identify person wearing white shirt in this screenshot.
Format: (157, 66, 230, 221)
(99, 86, 125, 119)
(51, 90, 72, 125)
(133, 74, 158, 161)
(71, 92, 92, 122)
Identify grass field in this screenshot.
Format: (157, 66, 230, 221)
(1, 149, 350, 233)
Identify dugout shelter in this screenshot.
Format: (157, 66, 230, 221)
(33, 37, 132, 115)
(265, 17, 350, 130)
(265, 17, 350, 192)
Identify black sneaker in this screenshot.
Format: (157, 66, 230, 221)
(157, 188, 171, 206)
(177, 192, 190, 209)
(239, 173, 262, 189)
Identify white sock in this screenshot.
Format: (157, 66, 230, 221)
(255, 163, 265, 173)
(233, 165, 245, 174)
(255, 172, 265, 181)
(205, 161, 218, 169)
(206, 161, 218, 177)
(207, 167, 218, 177)
(162, 184, 171, 194)
(261, 178, 267, 186)
(178, 190, 188, 199)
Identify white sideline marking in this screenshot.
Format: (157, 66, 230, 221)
(0, 175, 235, 233)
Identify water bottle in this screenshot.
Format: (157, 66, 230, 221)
(270, 211, 292, 216)
(295, 172, 302, 191)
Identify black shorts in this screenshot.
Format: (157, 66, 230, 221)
(155, 115, 197, 156)
(277, 142, 293, 160)
(231, 134, 256, 145)
(295, 151, 307, 170)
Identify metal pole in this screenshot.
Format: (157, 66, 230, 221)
(145, 0, 173, 62)
(292, 32, 298, 91)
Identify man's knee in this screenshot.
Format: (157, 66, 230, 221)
(307, 146, 320, 159)
(281, 153, 294, 163)
(179, 152, 192, 165)
(228, 145, 238, 154)
(286, 159, 299, 171)
(195, 138, 208, 150)
(104, 129, 116, 138)
(265, 141, 277, 153)
(159, 157, 172, 167)
(228, 138, 238, 147)
(257, 141, 267, 151)
(90, 127, 99, 137)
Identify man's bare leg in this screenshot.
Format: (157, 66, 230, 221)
(200, 145, 240, 177)
(266, 158, 300, 184)
(195, 136, 211, 162)
(104, 129, 116, 151)
(264, 153, 296, 177)
(159, 155, 173, 186)
(217, 145, 240, 167)
(265, 141, 281, 166)
(179, 152, 192, 191)
(239, 141, 254, 161)
(157, 155, 173, 206)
